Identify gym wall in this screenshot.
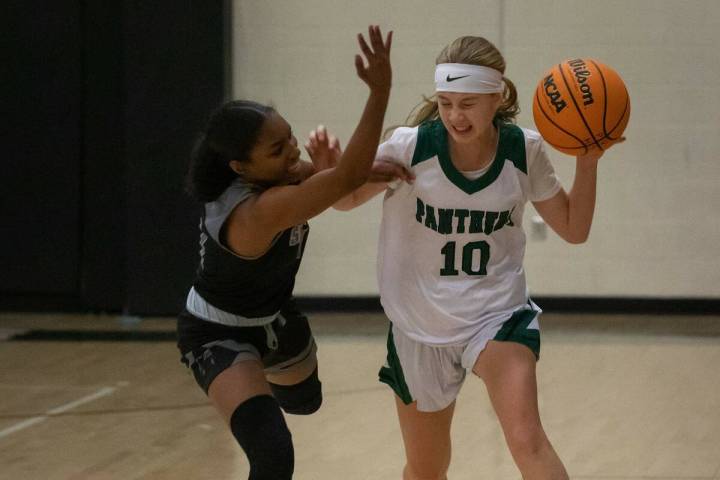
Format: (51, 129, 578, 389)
(231, 0, 720, 301)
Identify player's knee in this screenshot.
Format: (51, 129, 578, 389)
(403, 463, 449, 480)
(269, 367, 322, 415)
(229, 395, 294, 479)
(404, 449, 451, 480)
(504, 424, 546, 460)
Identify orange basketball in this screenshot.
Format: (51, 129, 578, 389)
(532, 58, 630, 155)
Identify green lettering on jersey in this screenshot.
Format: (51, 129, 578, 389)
(494, 210, 511, 232)
(454, 209, 469, 234)
(469, 211, 485, 233)
(483, 211, 499, 235)
(415, 198, 425, 223)
(437, 208, 454, 234)
(440, 241, 459, 276)
(424, 205, 438, 231)
(462, 241, 490, 275)
(507, 206, 516, 226)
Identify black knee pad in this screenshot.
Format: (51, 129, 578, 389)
(270, 367, 323, 415)
(230, 395, 293, 480)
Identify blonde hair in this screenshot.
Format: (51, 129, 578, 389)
(387, 36, 519, 137)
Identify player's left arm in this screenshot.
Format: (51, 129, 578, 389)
(533, 137, 624, 244)
(533, 137, 625, 243)
(532, 152, 600, 244)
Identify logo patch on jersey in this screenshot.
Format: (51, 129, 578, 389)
(289, 225, 308, 259)
(289, 225, 307, 247)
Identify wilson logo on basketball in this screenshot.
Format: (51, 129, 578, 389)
(542, 74, 567, 113)
(568, 59, 595, 106)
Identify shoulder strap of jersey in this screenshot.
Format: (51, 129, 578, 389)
(411, 119, 445, 167)
(496, 123, 527, 174)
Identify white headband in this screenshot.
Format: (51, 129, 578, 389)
(434, 63, 504, 93)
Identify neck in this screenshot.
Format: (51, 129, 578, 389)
(449, 124, 498, 171)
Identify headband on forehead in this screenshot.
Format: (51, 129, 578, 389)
(435, 63, 504, 93)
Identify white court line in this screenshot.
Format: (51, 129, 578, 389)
(0, 386, 116, 439)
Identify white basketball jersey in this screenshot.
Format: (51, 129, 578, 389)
(377, 119, 561, 345)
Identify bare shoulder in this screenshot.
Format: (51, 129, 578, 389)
(224, 193, 278, 258)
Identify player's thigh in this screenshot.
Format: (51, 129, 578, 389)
(471, 340, 542, 431)
(395, 396, 455, 469)
(208, 359, 272, 422)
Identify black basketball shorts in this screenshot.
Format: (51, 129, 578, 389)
(176, 303, 316, 394)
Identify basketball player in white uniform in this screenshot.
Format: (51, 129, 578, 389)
(308, 35, 623, 480)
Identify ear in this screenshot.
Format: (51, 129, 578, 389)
(229, 160, 244, 176)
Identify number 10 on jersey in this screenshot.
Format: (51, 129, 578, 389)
(440, 240, 490, 276)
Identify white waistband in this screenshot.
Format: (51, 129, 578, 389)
(185, 287, 278, 327)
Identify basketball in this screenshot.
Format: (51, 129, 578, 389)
(532, 58, 630, 155)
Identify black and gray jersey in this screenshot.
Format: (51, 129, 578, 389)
(186, 178, 309, 325)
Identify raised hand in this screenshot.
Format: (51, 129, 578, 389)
(355, 25, 392, 92)
(305, 125, 342, 172)
(578, 136, 626, 163)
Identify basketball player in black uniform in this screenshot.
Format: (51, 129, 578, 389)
(176, 26, 393, 479)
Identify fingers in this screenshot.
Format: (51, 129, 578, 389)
(371, 160, 415, 184)
(355, 25, 392, 90)
(316, 125, 326, 144)
(384, 163, 414, 182)
(601, 136, 625, 150)
(357, 25, 392, 59)
(305, 125, 342, 165)
(354, 54, 366, 80)
(384, 29, 393, 51)
(581, 135, 625, 161)
(303, 144, 314, 158)
(397, 166, 415, 183)
(577, 147, 604, 162)
(368, 173, 397, 183)
(357, 31, 373, 60)
(368, 25, 384, 53)
(308, 125, 328, 145)
(305, 125, 324, 156)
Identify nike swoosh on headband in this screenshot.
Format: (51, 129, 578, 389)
(446, 74, 470, 82)
(436, 64, 504, 93)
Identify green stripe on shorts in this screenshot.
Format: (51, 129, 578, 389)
(378, 323, 414, 405)
(493, 308, 541, 359)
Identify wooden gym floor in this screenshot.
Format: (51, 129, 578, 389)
(1, 311, 719, 479)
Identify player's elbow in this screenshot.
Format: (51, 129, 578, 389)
(563, 230, 589, 244)
(565, 236, 587, 245)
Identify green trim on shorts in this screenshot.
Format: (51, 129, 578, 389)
(493, 307, 541, 359)
(378, 323, 414, 405)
